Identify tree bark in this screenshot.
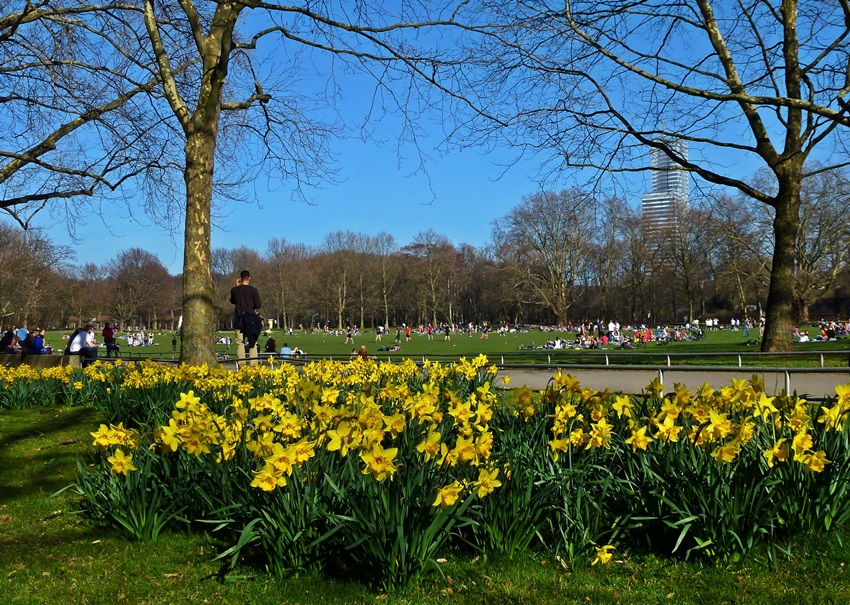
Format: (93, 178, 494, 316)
(762, 172, 801, 352)
(180, 126, 218, 365)
(172, 3, 240, 365)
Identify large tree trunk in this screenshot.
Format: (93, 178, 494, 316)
(762, 175, 801, 353)
(173, 4, 240, 365)
(180, 125, 219, 365)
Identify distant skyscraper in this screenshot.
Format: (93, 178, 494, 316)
(641, 139, 689, 232)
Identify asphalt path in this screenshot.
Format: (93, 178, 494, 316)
(494, 365, 850, 401)
(222, 356, 850, 401)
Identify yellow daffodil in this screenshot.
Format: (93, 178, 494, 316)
(569, 427, 586, 447)
(792, 431, 813, 457)
(176, 390, 201, 410)
(586, 417, 613, 449)
(612, 395, 633, 419)
(763, 439, 789, 468)
(646, 377, 663, 398)
(591, 544, 615, 565)
(250, 462, 287, 491)
(107, 448, 137, 475)
(817, 403, 846, 431)
(655, 415, 682, 443)
(326, 420, 362, 457)
(91, 424, 113, 448)
(625, 425, 653, 451)
(754, 392, 779, 421)
(384, 412, 406, 437)
(433, 482, 464, 509)
(359, 443, 399, 482)
(416, 431, 442, 461)
(156, 418, 183, 453)
(548, 437, 569, 462)
(705, 410, 733, 440)
(473, 468, 502, 498)
(710, 439, 741, 464)
(449, 436, 478, 465)
(798, 450, 830, 472)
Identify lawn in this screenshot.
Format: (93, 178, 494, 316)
(41, 325, 850, 367)
(2, 406, 850, 605)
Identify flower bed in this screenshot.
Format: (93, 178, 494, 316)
(5, 358, 849, 589)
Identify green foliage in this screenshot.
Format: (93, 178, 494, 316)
(6, 359, 850, 591)
(71, 447, 188, 541)
(464, 407, 556, 559)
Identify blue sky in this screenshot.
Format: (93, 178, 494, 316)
(0, 8, 656, 276)
(19, 136, 561, 275)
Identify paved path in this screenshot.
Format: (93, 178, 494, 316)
(494, 365, 850, 401)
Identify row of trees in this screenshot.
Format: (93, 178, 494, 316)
(5, 178, 849, 332)
(2, 2, 850, 358)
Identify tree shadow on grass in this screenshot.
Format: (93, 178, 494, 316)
(0, 524, 104, 563)
(0, 407, 101, 507)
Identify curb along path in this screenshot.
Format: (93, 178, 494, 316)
(495, 365, 850, 401)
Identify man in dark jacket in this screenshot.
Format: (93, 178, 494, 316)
(230, 270, 262, 365)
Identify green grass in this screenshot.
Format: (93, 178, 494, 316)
(40, 326, 850, 367)
(2, 407, 850, 604)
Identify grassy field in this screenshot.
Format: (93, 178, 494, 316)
(41, 325, 850, 367)
(2, 407, 849, 604)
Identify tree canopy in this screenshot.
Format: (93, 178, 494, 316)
(457, 0, 850, 350)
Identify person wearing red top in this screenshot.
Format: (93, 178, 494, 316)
(102, 323, 119, 357)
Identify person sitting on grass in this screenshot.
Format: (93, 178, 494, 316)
(68, 324, 99, 365)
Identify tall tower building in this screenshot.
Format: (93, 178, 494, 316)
(641, 139, 689, 232)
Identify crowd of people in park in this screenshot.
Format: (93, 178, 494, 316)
(793, 321, 849, 343)
(0, 322, 182, 365)
(5, 266, 848, 366)
(0, 326, 51, 355)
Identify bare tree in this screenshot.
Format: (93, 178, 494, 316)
(463, 0, 850, 350)
(492, 189, 596, 324)
(652, 202, 719, 323)
(711, 194, 773, 320)
(58, 262, 109, 330)
(1, 2, 185, 229)
(589, 196, 632, 321)
(0, 224, 71, 325)
(319, 231, 363, 330)
(722, 168, 850, 323)
(403, 230, 457, 327)
(4, 2, 474, 363)
(372, 232, 399, 331)
(265, 237, 310, 331)
(106, 248, 170, 327)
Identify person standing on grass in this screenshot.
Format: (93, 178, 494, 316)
(102, 323, 120, 357)
(230, 269, 262, 365)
